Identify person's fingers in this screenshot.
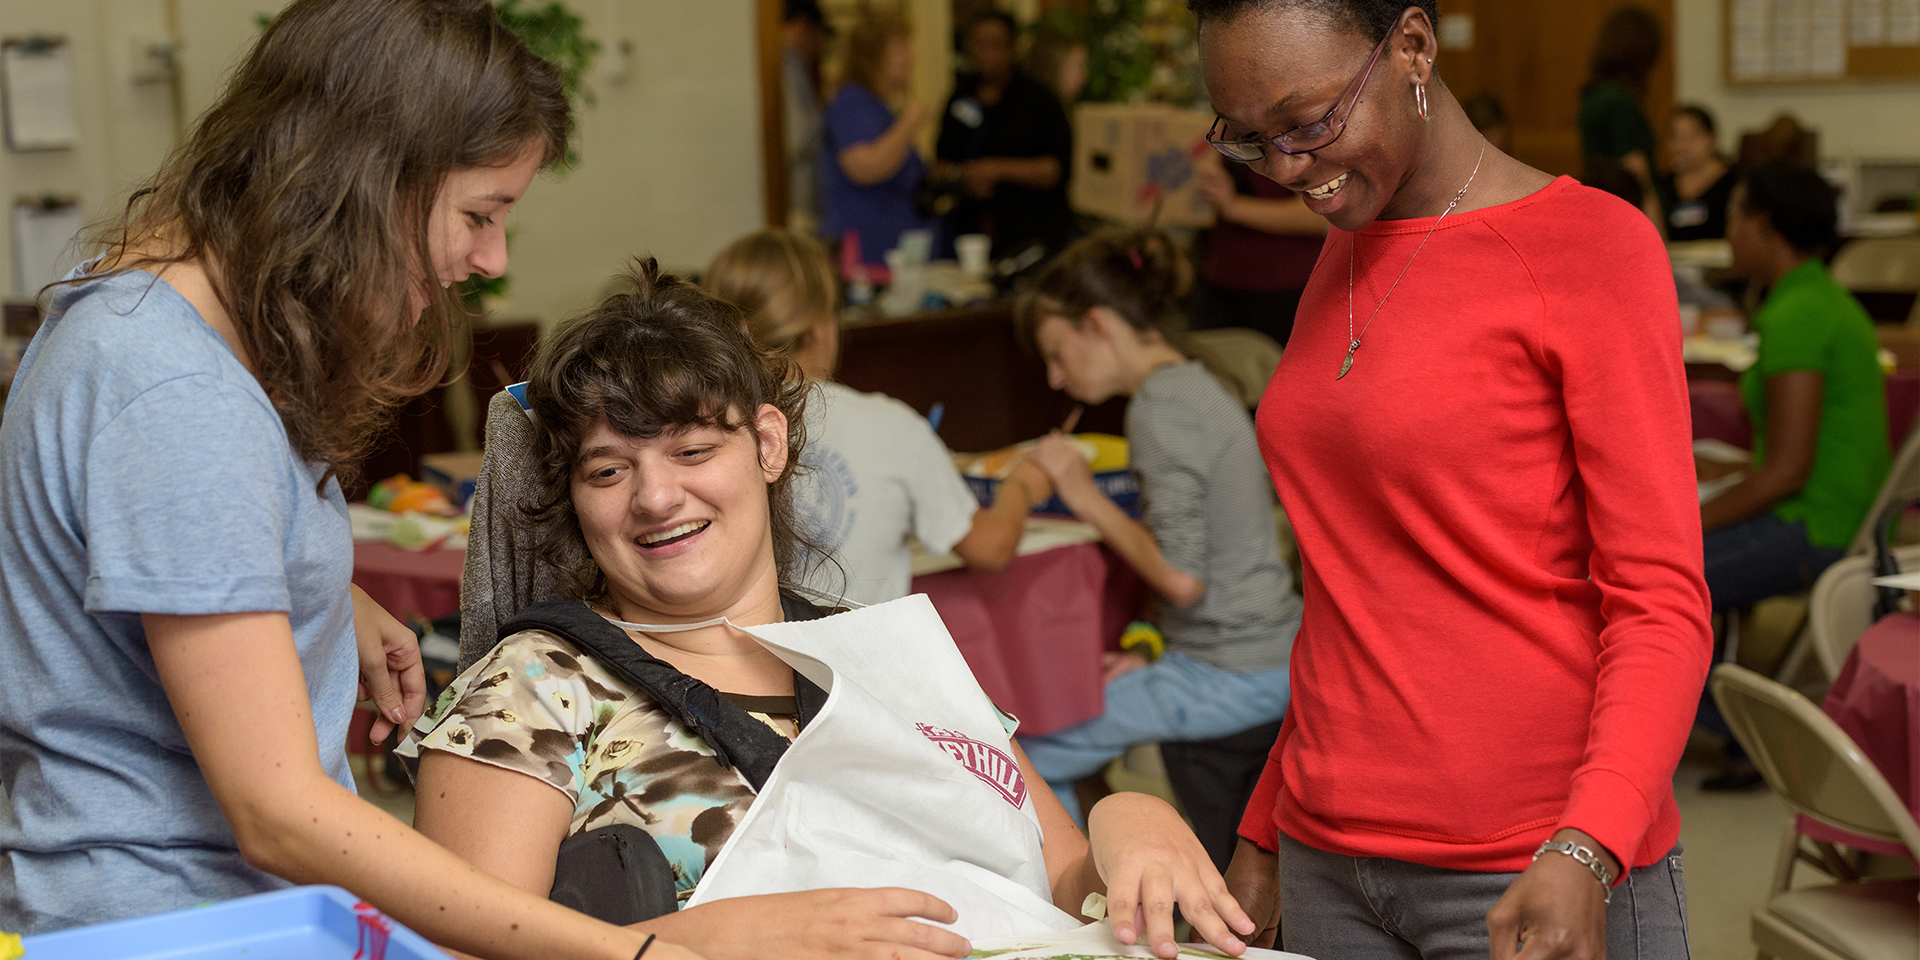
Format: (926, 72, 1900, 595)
(859, 917, 969, 959)
(395, 654, 428, 726)
(864, 887, 959, 925)
(1486, 898, 1521, 960)
(1133, 866, 1180, 958)
(1201, 866, 1257, 936)
(1102, 860, 1143, 944)
(1177, 874, 1249, 956)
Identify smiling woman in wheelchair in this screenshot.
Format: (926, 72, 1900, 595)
(398, 258, 1255, 960)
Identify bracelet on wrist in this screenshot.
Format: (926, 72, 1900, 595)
(633, 933, 656, 960)
(1533, 840, 1615, 904)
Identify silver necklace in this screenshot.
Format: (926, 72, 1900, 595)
(1339, 141, 1487, 380)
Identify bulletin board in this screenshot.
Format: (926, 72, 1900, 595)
(1725, 0, 1920, 85)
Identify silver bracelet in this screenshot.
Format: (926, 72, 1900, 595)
(1533, 840, 1615, 904)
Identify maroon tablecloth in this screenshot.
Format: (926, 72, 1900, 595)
(1691, 369, 1920, 449)
(351, 538, 1143, 737)
(1797, 612, 1920, 858)
(914, 542, 1145, 737)
(352, 541, 464, 622)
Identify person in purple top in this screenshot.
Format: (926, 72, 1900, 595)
(820, 7, 935, 266)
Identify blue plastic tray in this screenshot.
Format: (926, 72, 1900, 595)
(964, 469, 1141, 517)
(19, 885, 448, 960)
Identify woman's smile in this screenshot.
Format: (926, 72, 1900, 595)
(633, 519, 712, 555)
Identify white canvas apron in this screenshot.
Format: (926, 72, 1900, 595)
(622, 594, 1081, 938)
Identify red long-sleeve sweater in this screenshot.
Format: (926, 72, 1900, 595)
(1243, 177, 1713, 875)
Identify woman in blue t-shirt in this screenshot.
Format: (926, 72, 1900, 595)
(820, 7, 936, 267)
(0, 2, 688, 957)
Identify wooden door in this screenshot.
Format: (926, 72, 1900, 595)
(1436, 0, 1675, 177)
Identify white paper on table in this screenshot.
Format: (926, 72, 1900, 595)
(1694, 439, 1754, 464)
(967, 921, 1317, 960)
(2, 40, 78, 150)
(1870, 571, 1920, 590)
(10, 199, 84, 297)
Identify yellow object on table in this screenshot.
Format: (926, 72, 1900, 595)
(1, 929, 23, 960)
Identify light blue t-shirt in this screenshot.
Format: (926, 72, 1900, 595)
(0, 269, 358, 933)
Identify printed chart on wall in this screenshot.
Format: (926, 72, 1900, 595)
(1727, 0, 1920, 83)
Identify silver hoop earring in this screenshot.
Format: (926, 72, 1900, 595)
(1414, 82, 1430, 121)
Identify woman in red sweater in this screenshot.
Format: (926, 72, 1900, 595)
(1192, 2, 1712, 958)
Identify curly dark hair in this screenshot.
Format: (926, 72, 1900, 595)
(519, 257, 819, 603)
(1186, 0, 1438, 42)
(1737, 160, 1839, 255)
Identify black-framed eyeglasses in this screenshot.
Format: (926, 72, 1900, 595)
(1205, 29, 1394, 161)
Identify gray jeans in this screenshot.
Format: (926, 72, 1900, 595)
(1277, 834, 1690, 959)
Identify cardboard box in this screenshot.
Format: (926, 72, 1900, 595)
(1070, 103, 1218, 228)
(420, 451, 485, 508)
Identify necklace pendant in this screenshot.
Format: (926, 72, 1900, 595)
(1336, 340, 1359, 380)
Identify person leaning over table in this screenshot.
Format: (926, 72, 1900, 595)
(402, 258, 1257, 960)
(1193, 1, 1712, 957)
(1013, 229, 1301, 850)
(703, 229, 1050, 604)
(820, 5, 936, 267)
(0, 2, 697, 957)
(1191, 154, 1328, 347)
(1693, 160, 1890, 792)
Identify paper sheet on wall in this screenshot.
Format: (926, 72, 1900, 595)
(1732, 0, 1774, 79)
(1852, 0, 1888, 45)
(1890, 0, 1920, 42)
(1810, 0, 1848, 74)
(11, 200, 84, 298)
(2, 41, 78, 151)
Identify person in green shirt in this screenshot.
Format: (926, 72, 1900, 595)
(1697, 159, 1890, 789)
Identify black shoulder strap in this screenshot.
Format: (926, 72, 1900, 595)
(500, 599, 833, 791)
(778, 593, 833, 728)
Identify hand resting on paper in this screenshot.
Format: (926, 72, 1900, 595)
(642, 887, 971, 960)
(1078, 792, 1256, 958)
(1221, 837, 1282, 949)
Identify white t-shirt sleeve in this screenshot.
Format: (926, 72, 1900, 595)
(893, 403, 980, 556)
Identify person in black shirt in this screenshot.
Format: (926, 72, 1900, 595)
(1656, 105, 1736, 242)
(935, 13, 1075, 259)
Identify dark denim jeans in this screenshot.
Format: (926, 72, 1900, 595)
(1696, 513, 1843, 759)
(1276, 834, 1690, 959)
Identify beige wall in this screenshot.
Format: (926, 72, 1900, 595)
(2, 0, 766, 325)
(1673, 0, 1920, 162)
(0, 0, 178, 301)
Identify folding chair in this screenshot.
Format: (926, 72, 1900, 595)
(1709, 664, 1919, 960)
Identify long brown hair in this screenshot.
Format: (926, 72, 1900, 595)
(88, 0, 570, 488)
(520, 258, 819, 603)
(704, 229, 838, 359)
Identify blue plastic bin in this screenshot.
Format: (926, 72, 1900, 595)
(19, 885, 449, 960)
(964, 469, 1141, 517)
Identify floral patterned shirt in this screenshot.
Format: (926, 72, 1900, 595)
(398, 629, 791, 900)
